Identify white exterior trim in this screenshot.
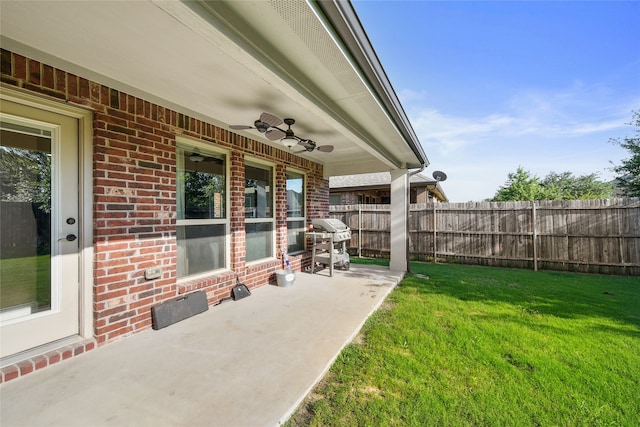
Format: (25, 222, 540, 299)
(0, 85, 94, 340)
(389, 169, 408, 272)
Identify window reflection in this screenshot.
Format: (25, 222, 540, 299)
(176, 146, 227, 278)
(0, 126, 53, 317)
(286, 171, 305, 254)
(245, 161, 274, 262)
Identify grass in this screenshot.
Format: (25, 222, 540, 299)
(287, 260, 640, 426)
(0, 254, 51, 310)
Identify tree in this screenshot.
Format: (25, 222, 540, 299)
(541, 171, 613, 200)
(491, 167, 545, 201)
(0, 146, 51, 212)
(610, 110, 640, 197)
(182, 170, 225, 218)
(490, 167, 614, 201)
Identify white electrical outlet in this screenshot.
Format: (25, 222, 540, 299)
(145, 267, 162, 280)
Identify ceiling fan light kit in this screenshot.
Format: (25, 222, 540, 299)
(282, 136, 298, 148)
(230, 112, 334, 153)
(281, 118, 298, 149)
(189, 153, 204, 163)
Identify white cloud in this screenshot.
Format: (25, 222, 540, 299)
(568, 120, 630, 136)
(408, 83, 636, 202)
(397, 88, 428, 104)
(411, 109, 517, 155)
(410, 84, 634, 156)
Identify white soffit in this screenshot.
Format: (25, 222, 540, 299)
(0, 0, 424, 175)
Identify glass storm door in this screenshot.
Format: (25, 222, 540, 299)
(0, 101, 79, 359)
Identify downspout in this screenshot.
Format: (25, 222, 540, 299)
(406, 163, 426, 274)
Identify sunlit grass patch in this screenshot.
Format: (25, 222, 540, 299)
(288, 261, 640, 426)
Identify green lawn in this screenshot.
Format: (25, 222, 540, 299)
(0, 255, 51, 310)
(288, 261, 640, 426)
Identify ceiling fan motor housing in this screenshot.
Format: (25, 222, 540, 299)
(254, 120, 269, 133)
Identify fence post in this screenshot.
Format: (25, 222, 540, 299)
(358, 205, 362, 258)
(532, 201, 538, 271)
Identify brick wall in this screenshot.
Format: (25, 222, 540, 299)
(333, 192, 360, 205)
(330, 187, 432, 205)
(1, 50, 327, 354)
(415, 187, 429, 204)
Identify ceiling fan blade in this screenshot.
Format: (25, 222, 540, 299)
(317, 145, 334, 153)
(265, 128, 286, 140)
(260, 112, 283, 127)
(229, 125, 254, 130)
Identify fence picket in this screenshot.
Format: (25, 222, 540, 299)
(329, 198, 640, 275)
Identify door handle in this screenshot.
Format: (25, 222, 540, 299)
(59, 234, 77, 242)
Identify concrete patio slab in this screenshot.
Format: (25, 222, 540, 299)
(0, 264, 403, 427)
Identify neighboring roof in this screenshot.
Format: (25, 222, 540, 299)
(0, 0, 428, 176)
(329, 172, 448, 201)
(330, 172, 433, 188)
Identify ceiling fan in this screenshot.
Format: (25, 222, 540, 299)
(230, 113, 334, 153)
(229, 112, 285, 141)
(295, 138, 334, 153)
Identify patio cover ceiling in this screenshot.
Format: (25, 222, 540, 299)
(0, 0, 428, 177)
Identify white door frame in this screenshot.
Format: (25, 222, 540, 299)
(1, 86, 94, 342)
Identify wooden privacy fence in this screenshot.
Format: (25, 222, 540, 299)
(329, 198, 640, 276)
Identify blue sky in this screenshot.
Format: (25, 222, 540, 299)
(353, 0, 640, 202)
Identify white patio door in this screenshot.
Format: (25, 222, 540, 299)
(0, 100, 80, 359)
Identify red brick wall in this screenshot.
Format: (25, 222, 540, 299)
(1, 50, 328, 347)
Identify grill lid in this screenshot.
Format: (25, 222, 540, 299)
(312, 218, 349, 233)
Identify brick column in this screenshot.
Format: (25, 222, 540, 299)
(230, 151, 245, 276)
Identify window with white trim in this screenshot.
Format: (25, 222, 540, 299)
(244, 160, 274, 262)
(176, 143, 228, 278)
(286, 170, 305, 254)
